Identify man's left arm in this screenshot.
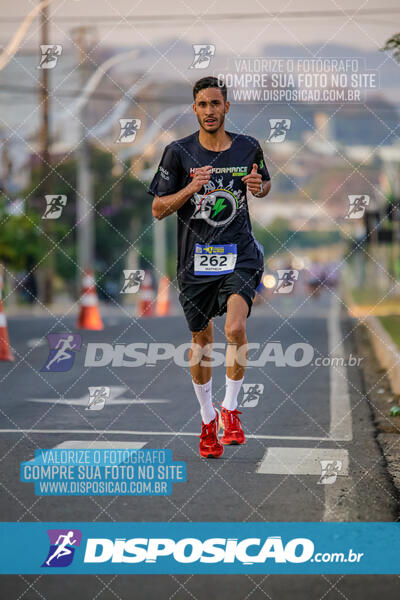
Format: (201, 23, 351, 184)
(242, 163, 271, 198)
(242, 141, 271, 198)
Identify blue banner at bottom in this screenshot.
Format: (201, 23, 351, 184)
(0, 522, 399, 574)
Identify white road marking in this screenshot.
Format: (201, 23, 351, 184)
(0, 429, 349, 441)
(324, 295, 354, 521)
(24, 440, 147, 463)
(29, 399, 167, 406)
(28, 385, 167, 406)
(52, 440, 147, 450)
(256, 447, 349, 476)
(328, 295, 353, 441)
(27, 338, 46, 348)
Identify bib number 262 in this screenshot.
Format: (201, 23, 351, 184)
(194, 243, 237, 275)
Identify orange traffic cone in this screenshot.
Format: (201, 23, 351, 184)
(76, 270, 103, 330)
(0, 267, 14, 361)
(137, 271, 155, 317)
(155, 275, 171, 316)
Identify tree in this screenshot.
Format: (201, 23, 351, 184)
(6, 149, 153, 302)
(382, 33, 400, 61)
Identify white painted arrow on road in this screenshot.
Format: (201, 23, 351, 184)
(28, 385, 168, 406)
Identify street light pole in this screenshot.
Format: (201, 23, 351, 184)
(154, 217, 167, 287)
(71, 26, 95, 287)
(38, 0, 54, 305)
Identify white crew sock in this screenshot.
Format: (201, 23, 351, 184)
(222, 375, 244, 411)
(192, 377, 215, 424)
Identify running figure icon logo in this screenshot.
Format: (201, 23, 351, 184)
(189, 44, 216, 69)
(38, 45, 62, 69)
(346, 195, 370, 219)
(240, 383, 264, 408)
(267, 119, 291, 143)
(274, 270, 299, 294)
(42, 195, 67, 219)
(121, 269, 145, 293)
(117, 119, 141, 143)
(86, 386, 110, 411)
(317, 460, 343, 485)
(41, 333, 82, 372)
(42, 529, 82, 568)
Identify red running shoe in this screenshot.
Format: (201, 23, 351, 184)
(220, 407, 246, 445)
(199, 409, 224, 459)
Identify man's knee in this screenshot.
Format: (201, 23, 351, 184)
(192, 324, 213, 347)
(225, 320, 246, 342)
(190, 325, 213, 365)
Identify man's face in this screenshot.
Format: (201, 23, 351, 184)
(193, 87, 229, 133)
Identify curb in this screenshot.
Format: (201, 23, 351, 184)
(377, 434, 400, 496)
(365, 315, 400, 395)
(355, 323, 400, 510)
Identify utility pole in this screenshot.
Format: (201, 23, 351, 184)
(71, 26, 96, 288)
(39, 0, 53, 304)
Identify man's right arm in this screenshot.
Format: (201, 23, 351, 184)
(152, 165, 212, 220)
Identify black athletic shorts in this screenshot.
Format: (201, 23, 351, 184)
(178, 267, 263, 333)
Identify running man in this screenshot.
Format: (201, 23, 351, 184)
(149, 76, 271, 458)
(118, 119, 139, 143)
(121, 270, 144, 293)
(45, 531, 77, 566)
(275, 269, 296, 293)
(45, 334, 76, 371)
(347, 195, 369, 219)
(43, 195, 64, 219)
(39, 45, 61, 68)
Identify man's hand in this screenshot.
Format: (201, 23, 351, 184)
(242, 163, 263, 195)
(186, 165, 213, 194)
(153, 166, 212, 220)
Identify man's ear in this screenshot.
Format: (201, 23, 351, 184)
(225, 101, 230, 114)
(192, 102, 197, 114)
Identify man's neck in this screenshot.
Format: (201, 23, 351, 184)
(198, 128, 232, 152)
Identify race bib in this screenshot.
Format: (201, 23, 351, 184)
(194, 243, 237, 275)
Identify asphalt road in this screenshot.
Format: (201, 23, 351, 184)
(0, 288, 399, 598)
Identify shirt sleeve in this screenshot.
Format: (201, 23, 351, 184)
(253, 142, 271, 181)
(148, 144, 182, 197)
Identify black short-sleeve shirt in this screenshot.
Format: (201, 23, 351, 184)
(148, 131, 270, 285)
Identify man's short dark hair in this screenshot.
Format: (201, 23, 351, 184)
(193, 76, 227, 102)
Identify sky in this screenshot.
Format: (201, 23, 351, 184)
(0, 0, 399, 55)
(0, 0, 399, 141)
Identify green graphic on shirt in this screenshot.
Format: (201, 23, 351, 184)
(211, 196, 227, 218)
(259, 159, 264, 169)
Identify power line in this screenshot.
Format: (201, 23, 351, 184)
(1, 7, 400, 24)
(0, 86, 399, 110)
(0, 84, 120, 101)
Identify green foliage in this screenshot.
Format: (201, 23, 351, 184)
(380, 315, 400, 349)
(253, 218, 341, 256)
(0, 194, 45, 270)
(90, 147, 153, 288)
(253, 218, 290, 256)
(382, 33, 400, 62)
(2, 148, 153, 287)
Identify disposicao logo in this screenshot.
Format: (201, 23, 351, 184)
(42, 529, 82, 567)
(83, 536, 314, 565)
